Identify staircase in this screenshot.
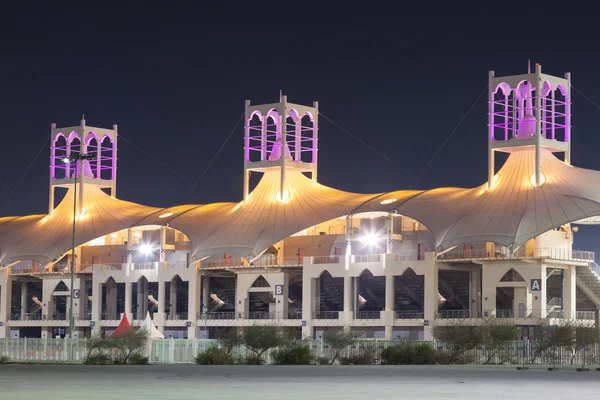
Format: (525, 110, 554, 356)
(210, 277, 236, 312)
(320, 276, 344, 312)
(576, 262, 600, 306)
(438, 270, 470, 310)
(394, 275, 424, 313)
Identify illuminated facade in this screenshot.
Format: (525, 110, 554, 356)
(1, 66, 600, 340)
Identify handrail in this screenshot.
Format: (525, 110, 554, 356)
(314, 311, 340, 320)
(437, 247, 595, 262)
(358, 311, 381, 319)
(396, 310, 424, 319)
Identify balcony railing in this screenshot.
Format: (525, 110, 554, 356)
(167, 261, 188, 269)
(52, 313, 68, 321)
(314, 311, 340, 320)
(396, 310, 424, 319)
(203, 312, 236, 320)
(353, 254, 382, 263)
(436, 309, 472, 319)
(358, 311, 381, 319)
(312, 255, 341, 265)
(438, 247, 595, 262)
(98, 263, 122, 271)
(166, 313, 188, 320)
(133, 262, 158, 270)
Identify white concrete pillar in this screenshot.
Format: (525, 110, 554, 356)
(201, 275, 210, 314)
(563, 265, 576, 319)
(155, 280, 165, 334)
(343, 275, 353, 323)
(531, 264, 547, 318)
(127, 229, 133, 264)
(170, 279, 177, 319)
(0, 273, 11, 338)
(72, 278, 85, 321)
(137, 280, 146, 318)
(481, 263, 496, 317)
(235, 274, 248, 319)
(106, 279, 118, 320)
(91, 279, 102, 335)
(159, 227, 166, 262)
(187, 273, 200, 339)
(384, 325, 393, 340)
(20, 281, 28, 318)
(423, 261, 438, 341)
(384, 274, 395, 336)
(273, 272, 289, 318)
(124, 281, 132, 318)
(301, 273, 313, 339)
(470, 268, 481, 317)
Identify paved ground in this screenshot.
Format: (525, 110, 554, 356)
(0, 364, 599, 399)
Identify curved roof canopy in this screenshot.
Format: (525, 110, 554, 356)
(1, 148, 600, 265)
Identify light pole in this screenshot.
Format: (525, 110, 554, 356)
(63, 153, 96, 339)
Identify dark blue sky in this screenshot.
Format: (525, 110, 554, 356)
(1, 3, 600, 252)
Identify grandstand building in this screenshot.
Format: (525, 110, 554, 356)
(1, 65, 600, 340)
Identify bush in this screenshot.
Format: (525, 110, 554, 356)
(84, 353, 113, 365)
(316, 357, 330, 365)
(340, 347, 376, 365)
(272, 343, 313, 365)
(0, 355, 10, 364)
(381, 342, 435, 365)
(241, 326, 288, 364)
(195, 347, 235, 365)
(128, 353, 149, 365)
(244, 354, 264, 365)
(323, 330, 363, 365)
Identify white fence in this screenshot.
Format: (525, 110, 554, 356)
(2, 338, 600, 366)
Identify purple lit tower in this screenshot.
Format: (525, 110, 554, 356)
(243, 94, 319, 201)
(488, 64, 571, 188)
(48, 117, 118, 214)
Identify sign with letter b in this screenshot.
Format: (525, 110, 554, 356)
(275, 285, 284, 296)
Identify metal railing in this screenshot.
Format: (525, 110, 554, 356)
(167, 261, 188, 269)
(436, 309, 472, 319)
(98, 263, 122, 271)
(576, 310, 597, 320)
(438, 247, 595, 262)
(392, 253, 420, 261)
(133, 262, 158, 270)
(358, 311, 381, 319)
(204, 312, 236, 320)
(4, 338, 600, 366)
(314, 311, 339, 320)
(353, 254, 382, 263)
(311, 255, 341, 265)
(52, 313, 68, 321)
(396, 310, 424, 319)
(288, 311, 302, 320)
(167, 313, 188, 320)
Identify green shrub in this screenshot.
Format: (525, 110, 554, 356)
(412, 343, 436, 365)
(381, 342, 435, 365)
(0, 355, 9, 364)
(244, 354, 264, 365)
(272, 343, 313, 365)
(340, 347, 376, 365)
(84, 353, 113, 365)
(128, 353, 149, 365)
(381, 343, 413, 365)
(195, 347, 235, 365)
(316, 356, 330, 365)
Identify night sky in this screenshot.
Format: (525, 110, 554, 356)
(1, 4, 600, 252)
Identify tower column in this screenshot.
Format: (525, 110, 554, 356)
(279, 96, 287, 199)
(423, 261, 438, 341)
(0, 273, 12, 338)
(169, 279, 177, 319)
(488, 70, 495, 187)
(20, 281, 28, 319)
(301, 273, 314, 339)
(343, 275, 353, 324)
(156, 281, 165, 334)
(187, 273, 200, 339)
(124, 281, 132, 318)
(535, 64, 542, 186)
(563, 265, 576, 319)
(106, 279, 117, 320)
(312, 101, 319, 181)
(565, 72, 572, 165)
(159, 227, 166, 262)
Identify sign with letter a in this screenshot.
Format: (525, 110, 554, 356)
(531, 279, 541, 291)
(275, 285, 284, 296)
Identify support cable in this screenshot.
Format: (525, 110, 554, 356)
(119, 135, 193, 185)
(0, 137, 50, 212)
(319, 112, 415, 178)
(190, 112, 245, 192)
(420, 84, 489, 175)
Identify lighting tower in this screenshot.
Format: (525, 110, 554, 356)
(487, 64, 571, 189)
(49, 117, 118, 214)
(243, 94, 319, 201)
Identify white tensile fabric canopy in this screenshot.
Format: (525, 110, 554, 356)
(139, 312, 164, 339)
(1, 148, 600, 265)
